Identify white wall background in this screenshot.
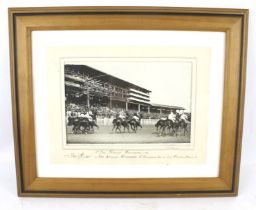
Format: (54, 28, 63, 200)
(0, 0, 255, 210)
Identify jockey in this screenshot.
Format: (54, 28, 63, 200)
(77, 110, 81, 118)
(85, 111, 93, 122)
(66, 110, 72, 118)
(160, 116, 167, 121)
(180, 112, 189, 123)
(79, 112, 87, 122)
(118, 110, 126, 121)
(132, 113, 140, 122)
(79, 112, 86, 118)
(72, 110, 78, 118)
(167, 109, 176, 122)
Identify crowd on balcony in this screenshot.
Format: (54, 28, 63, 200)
(65, 69, 128, 99)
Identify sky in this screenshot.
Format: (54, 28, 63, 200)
(73, 60, 192, 111)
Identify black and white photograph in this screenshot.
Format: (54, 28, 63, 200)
(64, 59, 193, 144)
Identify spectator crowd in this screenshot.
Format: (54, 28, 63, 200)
(65, 102, 191, 121)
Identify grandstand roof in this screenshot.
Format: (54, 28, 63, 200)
(65, 64, 151, 93)
(150, 103, 185, 110)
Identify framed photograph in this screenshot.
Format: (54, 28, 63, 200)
(9, 6, 248, 197)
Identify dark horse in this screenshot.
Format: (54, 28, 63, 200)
(129, 118, 142, 133)
(112, 118, 130, 133)
(155, 119, 177, 136)
(171, 113, 189, 136)
(155, 119, 166, 134)
(175, 119, 189, 136)
(68, 117, 99, 134)
(155, 117, 189, 136)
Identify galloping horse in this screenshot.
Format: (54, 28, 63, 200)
(88, 119, 99, 133)
(155, 119, 166, 134)
(112, 118, 123, 133)
(68, 117, 82, 134)
(112, 117, 130, 133)
(155, 118, 187, 136)
(129, 118, 142, 133)
(68, 117, 99, 134)
(175, 119, 189, 136)
(155, 119, 173, 135)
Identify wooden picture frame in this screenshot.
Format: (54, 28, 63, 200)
(9, 6, 248, 197)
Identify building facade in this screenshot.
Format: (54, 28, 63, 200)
(64, 64, 184, 114)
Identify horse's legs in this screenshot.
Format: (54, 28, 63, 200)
(125, 124, 129, 133)
(161, 126, 165, 135)
(91, 125, 94, 134)
(160, 125, 164, 135)
(172, 126, 176, 135)
(117, 125, 122, 133)
(167, 126, 171, 135)
(94, 122, 99, 129)
(157, 126, 160, 134)
(125, 125, 129, 133)
(132, 124, 136, 132)
(130, 124, 133, 132)
(184, 124, 188, 135)
(80, 125, 85, 134)
(74, 125, 79, 134)
(177, 126, 181, 136)
(85, 125, 90, 134)
(137, 122, 142, 129)
(92, 122, 99, 129)
(159, 125, 163, 135)
(72, 125, 77, 134)
(162, 125, 167, 136)
(115, 124, 120, 133)
(170, 126, 174, 135)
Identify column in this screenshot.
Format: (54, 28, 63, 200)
(138, 104, 141, 112)
(109, 95, 112, 109)
(87, 89, 90, 107)
(126, 101, 128, 111)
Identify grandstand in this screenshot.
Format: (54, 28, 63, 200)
(150, 103, 185, 115)
(64, 64, 184, 116)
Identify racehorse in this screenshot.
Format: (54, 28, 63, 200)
(68, 117, 98, 134)
(112, 118, 130, 133)
(155, 118, 183, 136)
(68, 117, 82, 134)
(155, 119, 167, 134)
(112, 118, 122, 133)
(155, 119, 175, 135)
(129, 118, 142, 133)
(88, 119, 99, 133)
(175, 118, 189, 136)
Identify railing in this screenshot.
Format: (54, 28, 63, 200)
(96, 118, 113, 125)
(140, 119, 159, 125)
(96, 118, 159, 126)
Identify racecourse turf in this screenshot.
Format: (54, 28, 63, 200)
(66, 124, 190, 144)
